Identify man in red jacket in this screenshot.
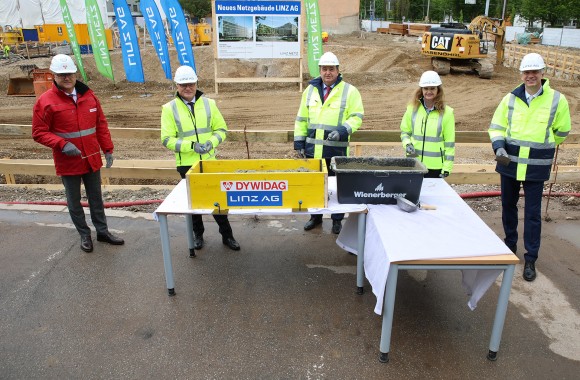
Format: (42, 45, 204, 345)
(32, 54, 124, 253)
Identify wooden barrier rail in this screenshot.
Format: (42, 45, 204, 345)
(1, 125, 579, 186)
(505, 44, 580, 78)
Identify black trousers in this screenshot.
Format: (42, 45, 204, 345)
(310, 157, 343, 222)
(500, 175, 543, 263)
(177, 166, 234, 239)
(61, 170, 108, 237)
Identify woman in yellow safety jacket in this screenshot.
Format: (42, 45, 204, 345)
(400, 71, 455, 178)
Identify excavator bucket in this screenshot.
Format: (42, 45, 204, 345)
(7, 77, 34, 96)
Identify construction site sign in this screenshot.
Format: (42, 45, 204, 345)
(214, 0, 301, 59)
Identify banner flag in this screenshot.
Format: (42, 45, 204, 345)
(304, 0, 323, 77)
(59, 0, 88, 82)
(140, 0, 172, 80)
(160, 0, 196, 71)
(113, 0, 145, 82)
(85, 0, 114, 81)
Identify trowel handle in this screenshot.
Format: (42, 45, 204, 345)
(420, 203, 437, 210)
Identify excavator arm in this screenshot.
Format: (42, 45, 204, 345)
(468, 16, 505, 64)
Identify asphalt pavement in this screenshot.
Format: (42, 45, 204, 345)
(0, 204, 579, 379)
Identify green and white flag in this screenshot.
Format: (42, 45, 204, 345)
(304, 0, 323, 77)
(85, 0, 114, 81)
(59, 0, 88, 82)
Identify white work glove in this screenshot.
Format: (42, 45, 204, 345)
(192, 142, 206, 154)
(62, 142, 81, 156)
(495, 147, 510, 166)
(327, 131, 340, 141)
(405, 144, 416, 156)
(203, 140, 213, 153)
(105, 153, 114, 168)
(295, 149, 305, 158)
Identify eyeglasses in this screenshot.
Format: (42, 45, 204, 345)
(177, 83, 196, 88)
(54, 73, 77, 78)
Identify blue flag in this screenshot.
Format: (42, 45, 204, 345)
(140, 0, 172, 80)
(161, 0, 196, 71)
(113, 0, 144, 82)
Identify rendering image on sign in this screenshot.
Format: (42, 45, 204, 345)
(215, 0, 301, 59)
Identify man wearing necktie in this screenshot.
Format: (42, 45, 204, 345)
(32, 54, 124, 253)
(294, 52, 365, 235)
(489, 52, 571, 282)
(161, 65, 240, 252)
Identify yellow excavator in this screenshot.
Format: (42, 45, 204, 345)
(420, 16, 505, 79)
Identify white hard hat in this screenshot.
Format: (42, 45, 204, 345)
(519, 53, 545, 71)
(318, 52, 339, 66)
(174, 65, 198, 84)
(50, 54, 77, 74)
(419, 70, 442, 87)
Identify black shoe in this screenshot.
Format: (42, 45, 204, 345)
(523, 261, 536, 282)
(332, 220, 342, 234)
(193, 235, 204, 250)
(81, 235, 93, 253)
(304, 217, 323, 231)
(223, 237, 240, 251)
(96, 232, 125, 245)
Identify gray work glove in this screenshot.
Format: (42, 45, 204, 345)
(105, 153, 114, 168)
(295, 149, 305, 158)
(62, 142, 81, 156)
(327, 131, 340, 141)
(203, 140, 213, 153)
(495, 147, 510, 166)
(439, 171, 449, 178)
(405, 144, 416, 157)
(192, 142, 206, 154)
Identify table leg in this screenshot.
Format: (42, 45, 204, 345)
(356, 212, 367, 295)
(379, 264, 399, 363)
(185, 214, 196, 257)
(158, 214, 176, 296)
(487, 264, 516, 361)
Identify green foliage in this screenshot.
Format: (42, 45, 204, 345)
(178, 0, 212, 20)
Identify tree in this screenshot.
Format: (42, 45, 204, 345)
(179, 0, 212, 20)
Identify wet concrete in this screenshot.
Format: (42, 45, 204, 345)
(0, 206, 579, 378)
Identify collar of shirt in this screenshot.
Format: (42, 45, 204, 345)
(525, 87, 542, 104)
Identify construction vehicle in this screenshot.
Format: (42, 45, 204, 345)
(187, 18, 212, 46)
(420, 16, 505, 79)
(0, 25, 24, 46)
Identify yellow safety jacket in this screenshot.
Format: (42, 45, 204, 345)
(400, 102, 455, 173)
(489, 79, 571, 181)
(294, 76, 364, 158)
(161, 91, 227, 167)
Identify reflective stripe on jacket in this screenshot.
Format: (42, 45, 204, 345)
(294, 76, 364, 158)
(32, 81, 113, 176)
(400, 103, 455, 173)
(489, 79, 571, 181)
(160, 90, 227, 167)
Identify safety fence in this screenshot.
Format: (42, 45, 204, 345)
(504, 44, 580, 79)
(1, 124, 579, 186)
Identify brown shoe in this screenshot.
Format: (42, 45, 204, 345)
(81, 235, 93, 252)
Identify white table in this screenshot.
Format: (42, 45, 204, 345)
(153, 177, 367, 295)
(353, 179, 519, 362)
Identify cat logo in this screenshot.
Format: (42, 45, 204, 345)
(430, 34, 453, 52)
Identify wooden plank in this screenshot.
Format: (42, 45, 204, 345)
(215, 77, 302, 83)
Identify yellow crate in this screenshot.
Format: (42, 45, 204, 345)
(186, 159, 328, 210)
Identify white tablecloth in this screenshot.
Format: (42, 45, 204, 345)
(338, 178, 511, 314)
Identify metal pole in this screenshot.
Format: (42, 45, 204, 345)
(426, 0, 431, 22)
(501, 0, 508, 20)
(485, 0, 490, 16)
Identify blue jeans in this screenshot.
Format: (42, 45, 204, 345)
(500, 175, 544, 263)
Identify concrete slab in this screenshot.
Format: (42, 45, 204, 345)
(0, 208, 579, 378)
